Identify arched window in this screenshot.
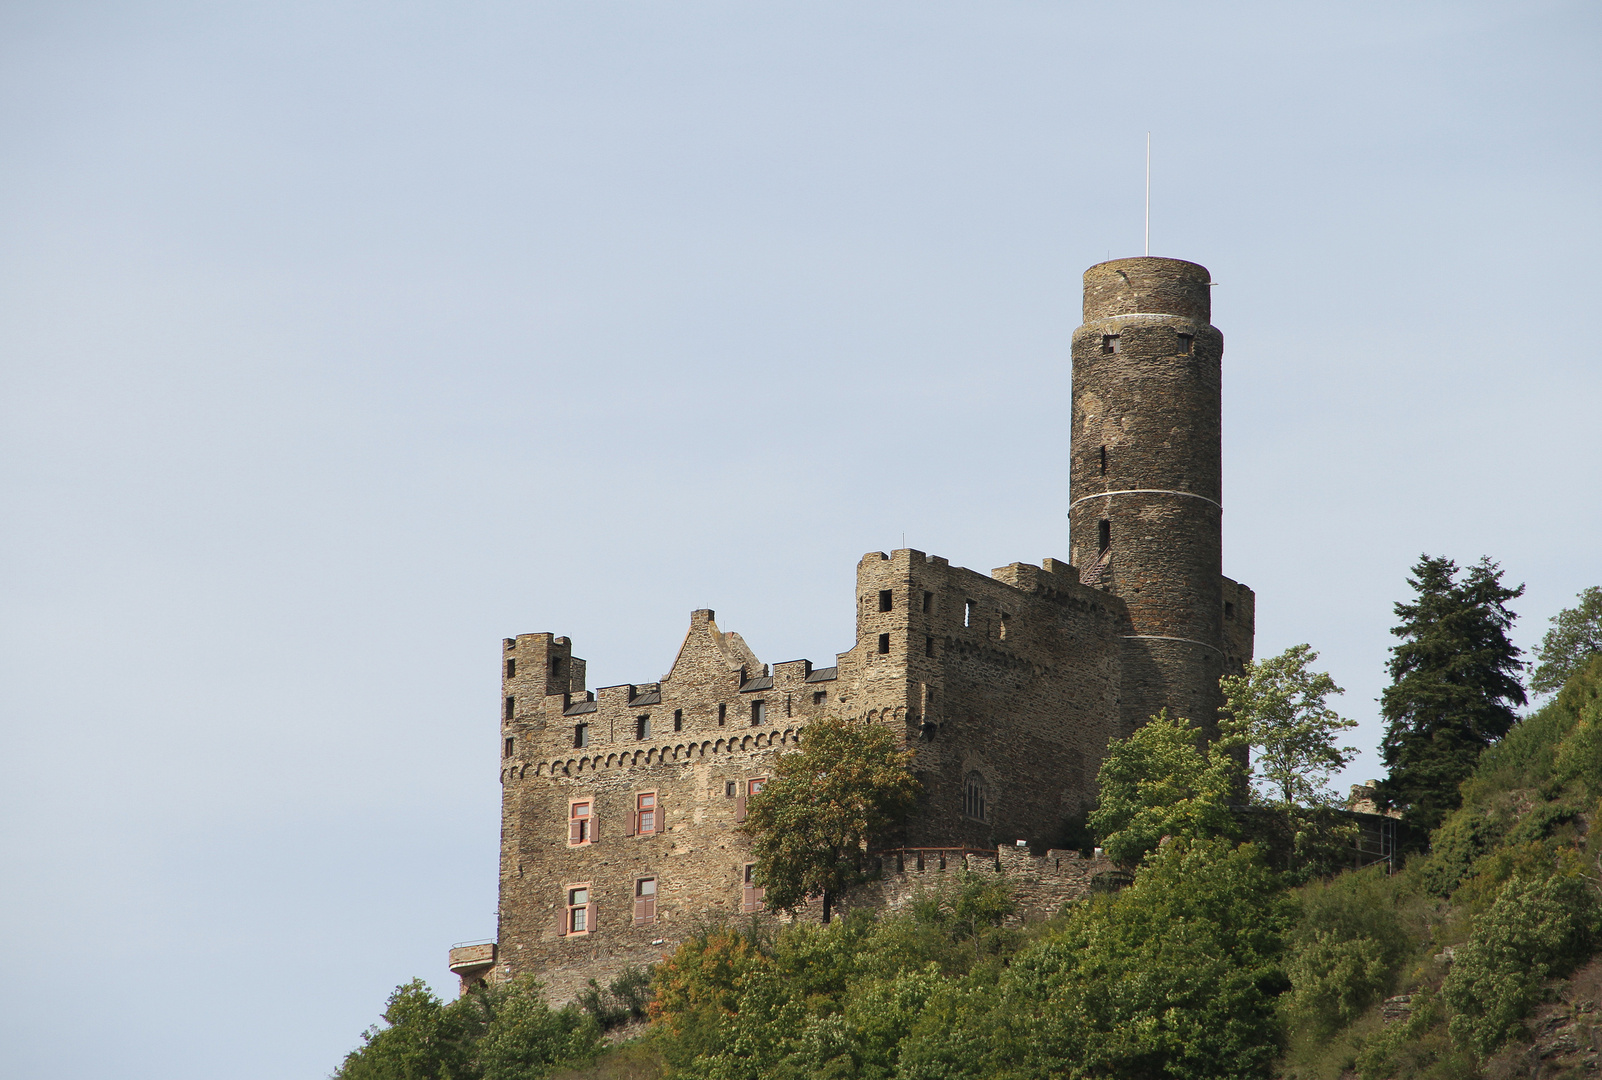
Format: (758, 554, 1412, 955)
(963, 772, 987, 822)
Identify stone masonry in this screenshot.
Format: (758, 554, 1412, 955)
(449, 257, 1257, 1002)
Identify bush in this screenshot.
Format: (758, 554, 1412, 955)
(898, 838, 1294, 1080)
(1281, 867, 1413, 1042)
(480, 977, 604, 1080)
(1443, 872, 1601, 1057)
(577, 968, 651, 1031)
(334, 977, 603, 1080)
(1416, 809, 1509, 898)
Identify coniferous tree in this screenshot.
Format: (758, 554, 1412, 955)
(1377, 555, 1525, 833)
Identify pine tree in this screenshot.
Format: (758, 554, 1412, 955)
(1377, 555, 1525, 833)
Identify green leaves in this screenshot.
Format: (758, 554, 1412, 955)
(650, 842, 1292, 1080)
(1221, 644, 1356, 809)
(1443, 872, 1600, 1057)
(1087, 710, 1240, 867)
(333, 977, 602, 1080)
(1530, 586, 1602, 696)
(740, 716, 919, 920)
(901, 839, 1293, 1080)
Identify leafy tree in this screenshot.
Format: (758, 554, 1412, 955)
(739, 715, 919, 922)
(1087, 710, 1240, 867)
(477, 977, 602, 1080)
(1443, 871, 1600, 1057)
(899, 838, 1294, 1080)
(1530, 585, 1602, 696)
(334, 977, 601, 1080)
(1221, 644, 1357, 808)
(1377, 555, 1526, 833)
(335, 979, 479, 1080)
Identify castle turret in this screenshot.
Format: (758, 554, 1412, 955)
(1069, 257, 1227, 735)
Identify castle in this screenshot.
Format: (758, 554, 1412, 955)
(447, 256, 1256, 1001)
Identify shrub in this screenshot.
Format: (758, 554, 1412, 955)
(1282, 867, 1412, 1041)
(480, 977, 603, 1080)
(577, 968, 651, 1030)
(1416, 809, 1508, 898)
(335, 977, 602, 1080)
(1443, 872, 1601, 1057)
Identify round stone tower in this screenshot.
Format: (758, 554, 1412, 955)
(1068, 257, 1226, 735)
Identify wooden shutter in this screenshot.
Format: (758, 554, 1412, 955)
(742, 885, 758, 912)
(643, 895, 655, 923)
(569, 818, 584, 844)
(586, 902, 596, 931)
(735, 795, 747, 822)
(558, 906, 568, 936)
(625, 808, 636, 837)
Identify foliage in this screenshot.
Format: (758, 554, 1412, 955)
(1377, 555, 1526, 834)
(1415, 807, 1512, 898)
(899, 838, 1294, 1080)
(1443, 871, 1601, 1057)
(1222, 644, 1358, 808)
(335, 977, 603, 1080)
(576, 968, 652, 1031)
(1529, 585, 1602, 696)
(739, 716, 919, 921)
(1345, 656, 1602, 1079)
(547, 1039, 664, 1080)
(1087, 710, 1240, 867)
(1353, 987, 1477, 1080)
(336, 979, 480, 1080)
(645, 841, 1294, 1080)
(647, 875, 1015, 1080)
(480, 978, 608, 1080)
(1280, 867, 1412, 1042)
(1551, 653, 1602, 799)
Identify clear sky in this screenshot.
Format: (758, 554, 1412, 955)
(2, 3, 1597, 1076)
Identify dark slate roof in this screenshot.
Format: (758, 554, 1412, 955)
(563, 700, 598, 716)
(738, 676, 774, 692)
(630, 691, 662, 706)
(804, 666, 838, 683)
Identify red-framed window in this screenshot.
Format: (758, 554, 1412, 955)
(635, 791, 658, 836)
(735, 777, 766, 823)
(561, 884, 594, 935)
(568, 800, 593, 846)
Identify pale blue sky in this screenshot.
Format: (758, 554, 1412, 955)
(2, 3, 1598, 1077)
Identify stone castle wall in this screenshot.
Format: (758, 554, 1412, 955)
(842, 845, 1122, 924)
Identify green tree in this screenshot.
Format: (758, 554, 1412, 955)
(334, 977, 601, 1080)
(1221, 644, 1356, 808)
(335, 979, 480, 1080)
(1086, 710, 1240, 867)
(899, 838, 1294, 1080)
(477, 977, 601, 1080)
(740, 716, 920, 922)
(1530, 586, 1602, 696)
(1377, 555, 1525, 833)
(1443, 871, 1600, 1057)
